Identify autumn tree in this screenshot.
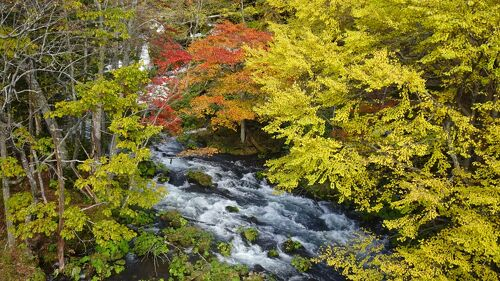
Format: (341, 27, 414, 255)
(185, 21, 271, 143)
(247, 0, 499, 279)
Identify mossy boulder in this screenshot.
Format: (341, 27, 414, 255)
(225, 206, 240, 213)
(186, 170, 214, 188)
(240, 227, 259, 243)
(281, 238, 304, 254)
(267, 248, 279, 258)
(159, 210, 188, 229)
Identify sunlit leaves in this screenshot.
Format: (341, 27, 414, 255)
(249, 0, 500, 279)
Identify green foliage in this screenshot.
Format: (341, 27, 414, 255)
(0, 244, 46, 281)
(281, 238, 303, 254)
(159, 210, 188, 229)
(0, 156, 25, 178)
(240, 227, 259, 243)
(133, 232, 169, 258)
(247, 0, 500, 280)
(61, 206, 88, 240)
(255, 171, 266, 181)
(168, 254, 193, 280)
(267, 248, 279, 258)
(186, 170, 214, 188)
(8, 192, 58, 240)
(291, 255, 312, 272)
(164, 225, 213, 256)
(92, 219, 136, 249)
(217, 242, 232, 257)
(138, 160, 158, 178)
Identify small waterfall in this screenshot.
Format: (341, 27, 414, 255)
(139, 44, 151, 71)
(151, 138, 358, 280)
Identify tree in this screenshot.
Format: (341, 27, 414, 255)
(247, 0, 499, 279)
(185, 21, 272, 143)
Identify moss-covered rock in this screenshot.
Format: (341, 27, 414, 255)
(186, 170, 214, 188)
(267, 248, 279, 258)
(159, 210, 188, 229)
(240, 227, 259, 243)
(225, 206, 240, 213)
(282, 238, 304, 254)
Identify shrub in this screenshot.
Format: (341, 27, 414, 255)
(159, 210, 188, 229)
(291, 255, 312, 272)
(282, 238, 303, 253)
(217, 242, 232, 257)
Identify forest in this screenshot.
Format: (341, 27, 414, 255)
(0, 0, 498, 280)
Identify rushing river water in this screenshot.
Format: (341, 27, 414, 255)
(143, 138, 357, 280)
(111, 138, 360, 280)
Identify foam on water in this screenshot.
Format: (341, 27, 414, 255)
(152, 138, 356, 280)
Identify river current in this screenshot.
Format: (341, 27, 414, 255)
(141, 138, 358, 280)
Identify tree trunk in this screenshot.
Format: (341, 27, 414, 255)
(53, 134, 66, 271)
(0, 120, 15, 248)
(26, 70, 69, 166)
(240, 119, 246, 144)
(18, 147, 38, 203)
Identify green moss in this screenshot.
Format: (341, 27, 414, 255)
(186, 170, 214, 188)
(267, 248, 279, 258)
(0, 244, 46, 281)
(240, 227, 259, 243)
(164, 225, 213, 256)
(159, 210, 188, 229)
(243, 272, 266, 281)
(225, 205, 240, 213)
(217, 242, 232, 257)
(291, 255, 312, 272)
(282, 238, 304, 253)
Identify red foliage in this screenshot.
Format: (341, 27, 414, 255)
(188, 21, 272, 70)
(151, 32, 192, 73)
(143, 97, 182, 134)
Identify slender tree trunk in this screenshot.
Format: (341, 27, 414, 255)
(240, 0, 245, 23)
(18, 147, 38, 203)
(31, 148, 47, 203)
(0, 120, 15, 248)
(240, 119, 246, 144)
(92, 0, 106, 161)
(26, 70, 69, 166)
(53, 134, 66, 271)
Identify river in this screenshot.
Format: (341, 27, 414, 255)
(113, 138, 359, 280)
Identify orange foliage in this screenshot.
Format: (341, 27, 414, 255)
(184, 21, 272, 131)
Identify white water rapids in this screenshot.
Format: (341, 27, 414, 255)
(149, 139, 359, 281)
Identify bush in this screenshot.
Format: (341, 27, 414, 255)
(133, 232, 169, 258)
(282, 238, 303, 253)
(291, 255, 312, 272)
(217, 242, 232, 257)
(159, 210, 188, 229)
(163, 226, 213, 256)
